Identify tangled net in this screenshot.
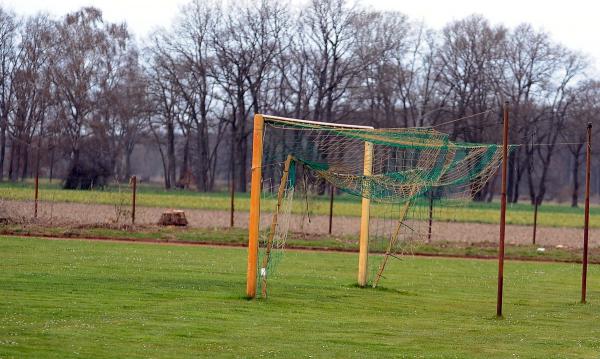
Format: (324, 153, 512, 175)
(258, 117, 507, 295)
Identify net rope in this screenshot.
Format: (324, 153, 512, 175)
(257, 117, 508, 294)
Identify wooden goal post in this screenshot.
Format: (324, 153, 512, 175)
(246, 114, 375, 298)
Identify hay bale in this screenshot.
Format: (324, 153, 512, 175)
(158, 210, 188, 226)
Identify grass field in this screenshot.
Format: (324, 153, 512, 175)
(1, 236, 600, 358)
(3, 225, 600, 264)
(0, 181, 597, 228)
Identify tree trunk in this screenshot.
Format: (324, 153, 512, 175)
(571, 147, 582, 208)
(166, 121, 176, 189)
(507, 149, 516, 202)
(230, 118, 239, 192)
(229, 124, 236, 227)
(150, 123, 170, 189)
(238, 133, 248, 193)
(536, 176, 548, 206)
(124, 144, 134, 179)
(0, 121, 5, 181)
(235, 90, 247, 193)
(9, 140, 19, 182)
(513, 158, 525, 203)
(178, 136, 189, 188)
(201, 117, 210, 191)
(473, 181, 488, 201)
(49, 144, 55, 183)
(526, 157, 536, 205)
(194, 119, 210, 192)
(64, 148, 81, 189)
(156, 141, 169, 189)
(485, 173, 499, 202)
(20, 144, 29, 181)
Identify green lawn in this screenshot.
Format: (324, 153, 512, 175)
(1, 236, 600, 358)
(0, 180, 597, 228)
(2, 224, 598, 264)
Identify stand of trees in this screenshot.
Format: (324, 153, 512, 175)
(0, 0, 599, 205)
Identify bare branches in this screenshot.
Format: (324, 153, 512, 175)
(1, 0, 596, 203)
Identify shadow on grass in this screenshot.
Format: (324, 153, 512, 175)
(345, 283, 418, 296)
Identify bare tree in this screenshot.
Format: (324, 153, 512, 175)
(145, 40, 182, 189)
(498, 24, 560, 202)
(436, 15, 506, 143)
(93, 22, 143, 180)
(212, 0, 288, 192)
(50, 8, 108, 188)
(2, 3, 598, 202)
(9, 14, 53, 181)
(166, 0, 220, 191)
(303, 0, 362, 123)
(526, 49, 587, 205)
(561, 80, 600, 207)
(0, 7, 18, 180)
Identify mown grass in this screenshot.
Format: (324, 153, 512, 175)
(2, 223, 598, 264)
(0, 180, 597, 228)
(1, 236, 600, 358)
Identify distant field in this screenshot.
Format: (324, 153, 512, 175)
(1, 236, 600, 358)
(0, 181, 596, 228)
(2, 225, 599, 263)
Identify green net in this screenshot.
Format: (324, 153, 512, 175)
(267, 120, 504, 204)
(257, 118, 507, 295)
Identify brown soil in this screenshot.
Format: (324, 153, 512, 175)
(1, 199, 596, 248)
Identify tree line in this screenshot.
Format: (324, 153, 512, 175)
(0, 0, 599, 206)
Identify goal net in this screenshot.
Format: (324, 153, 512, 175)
(247, 115, 504, 298)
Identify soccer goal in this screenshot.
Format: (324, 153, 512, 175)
(246, 114, 505, 299)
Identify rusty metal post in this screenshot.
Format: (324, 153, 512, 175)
(582, 122, 592, 304)
(532, 200, 538, 245)
(230, 167, 235, 228)
(131, 176, 137, 224)
(497, 101, 509, 317)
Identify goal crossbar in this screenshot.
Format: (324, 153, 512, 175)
(262, 114, 375, 130)
(246, 114, 374, 298)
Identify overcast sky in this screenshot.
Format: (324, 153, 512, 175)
(2, 0, 599, 71)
